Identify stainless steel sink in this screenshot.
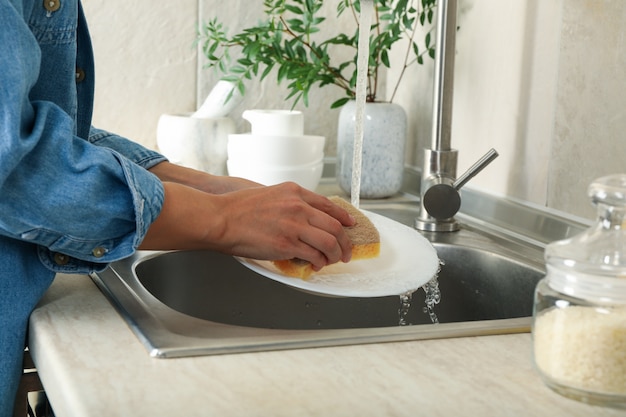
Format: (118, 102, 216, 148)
(91, 170, 589, 358)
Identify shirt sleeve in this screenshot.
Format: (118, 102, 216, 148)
(88, 127, 168, 171)
(0, 3, 165, 273)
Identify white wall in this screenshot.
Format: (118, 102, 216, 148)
(82, 0, 198, 151)
(85, 0, 626, 220)
(392, 0, 564, 206)
(550, 0, 626, 217)
(393, 0, 626, 219)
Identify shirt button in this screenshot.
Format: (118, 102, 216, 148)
(92, 247, 107, 258)
(75, 68, 86, 83)
(53, 253, 69, 266)
(43, 0, 61, 12)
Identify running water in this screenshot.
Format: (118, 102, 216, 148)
(353, 1, 443, 325)
(350, 0, 375, 209)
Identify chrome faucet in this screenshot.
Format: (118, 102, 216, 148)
(415, 0, 498, 232)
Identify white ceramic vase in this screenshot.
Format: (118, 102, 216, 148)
(336, 101, 407, 199)
(156, 113, 235, 175)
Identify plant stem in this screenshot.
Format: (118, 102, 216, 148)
(371, 2, 381, 101)
(348, 1, 359, 25)
(390, 0, 425, 103)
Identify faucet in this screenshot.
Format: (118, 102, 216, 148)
(415, 0, 498, 232)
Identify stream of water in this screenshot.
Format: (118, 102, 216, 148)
(350, 0, 374, 209)
(353, 1, 441, 326)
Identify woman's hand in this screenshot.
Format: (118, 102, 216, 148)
(214, 182, 355, 270)
(140, 180, 355, 271)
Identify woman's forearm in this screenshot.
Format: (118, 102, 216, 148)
(148, 161, 260, 194)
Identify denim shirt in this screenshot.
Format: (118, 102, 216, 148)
(0, 0, 166, 410)
(1, 0, 166, 271)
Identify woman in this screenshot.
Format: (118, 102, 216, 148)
(0, 0, 353, 412)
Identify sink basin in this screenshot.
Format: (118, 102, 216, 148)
(134, 241, 540, 331)
(91, 170, 592, 357)
(93, 179, 586, 358)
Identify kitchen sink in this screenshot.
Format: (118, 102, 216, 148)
(91, 170, 589, 358)
(133, 240, 539, 330)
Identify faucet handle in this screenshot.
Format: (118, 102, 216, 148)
(453, 148, 499, 190)
(422, 148, 499, 221)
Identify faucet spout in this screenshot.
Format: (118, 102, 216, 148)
(430, 0, 457, 152)
(415, 0, 498, 232)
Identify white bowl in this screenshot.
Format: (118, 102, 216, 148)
(242, 109, 304, 136)
(227, 133, 325, 167)
(227, 159, 324, 190)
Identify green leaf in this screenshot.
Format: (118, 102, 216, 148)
(230, 65, 247, 74)
(235, 80, 246, 96)
(381, 50, 390, 68)
(287, 18, 305, 29)
(221, 75, 240, 83)
(277, 64, 289, 82)
(284, 4, 303, 14)
(261, 64, 274, 79)
(331, 97, 350, 109)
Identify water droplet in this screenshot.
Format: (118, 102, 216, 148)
(398, 291, 413, 326)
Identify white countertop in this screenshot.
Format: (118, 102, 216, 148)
(29, 273, 626, 417)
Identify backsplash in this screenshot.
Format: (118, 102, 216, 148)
(87, 0, 625, 221)
(391, 0, 626, 220)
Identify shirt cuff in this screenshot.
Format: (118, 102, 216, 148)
(37, 154, 164, 274)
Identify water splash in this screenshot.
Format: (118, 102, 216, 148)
(422, 270, 442, 324)
(398, 259, 443, 325)
(398, 291, 413, 326)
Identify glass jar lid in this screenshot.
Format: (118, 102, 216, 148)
(546, 174, 626, 303)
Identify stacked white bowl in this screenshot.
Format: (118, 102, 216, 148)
(227, 110, 325, 190)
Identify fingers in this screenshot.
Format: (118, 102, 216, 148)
(305, 208, 353, 265)
(274, 187, 353, 268)
(215, 182, 354, 269)
(302, 192, 356, 228)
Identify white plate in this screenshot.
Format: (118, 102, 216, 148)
(236, 210, 440, 297)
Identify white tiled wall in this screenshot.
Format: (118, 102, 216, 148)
(86, 0, 626, 220)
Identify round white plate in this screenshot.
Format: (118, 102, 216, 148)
(236, 210, 440, 297)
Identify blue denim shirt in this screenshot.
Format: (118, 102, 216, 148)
(0, 0, 166, 410)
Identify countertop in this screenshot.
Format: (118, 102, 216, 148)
(29, 273, 626, 417)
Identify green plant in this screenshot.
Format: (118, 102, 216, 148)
(198, 0, 436, 109)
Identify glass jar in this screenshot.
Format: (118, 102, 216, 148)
(532, 174, 626, 408)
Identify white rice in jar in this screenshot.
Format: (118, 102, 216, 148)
(533, 305, 626, 395)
